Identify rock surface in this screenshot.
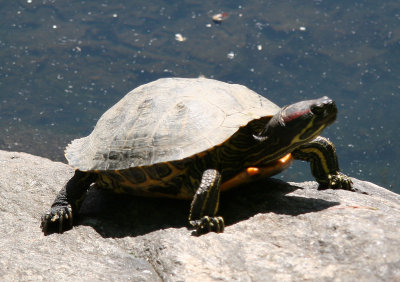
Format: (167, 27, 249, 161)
(1, 150, 399, 281)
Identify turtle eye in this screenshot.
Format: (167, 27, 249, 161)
(311, 104, 324, 115)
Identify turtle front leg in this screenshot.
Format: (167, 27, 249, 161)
(189, 169, 224, 235)
(41, 170, 96, 234)
(292, 136, 353, 190)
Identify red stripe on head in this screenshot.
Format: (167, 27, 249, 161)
(282, 108, 310, 123)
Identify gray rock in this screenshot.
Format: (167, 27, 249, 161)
(1, 150, 399, 281)
(0, 150, 159, 281)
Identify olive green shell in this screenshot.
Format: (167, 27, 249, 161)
(65, 78, 280, 171)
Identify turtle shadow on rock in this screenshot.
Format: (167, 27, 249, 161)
(77, 178, 340, 238)
(220, 178, 340, 226)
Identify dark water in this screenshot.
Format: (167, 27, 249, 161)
(1, 1, 399, 193)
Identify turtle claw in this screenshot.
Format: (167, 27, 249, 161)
(320, 172, 353, 191)
(190, 216, 225, 235)
(41, 204, 73, 234)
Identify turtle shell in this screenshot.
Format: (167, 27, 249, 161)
(65, 78, 280, 171)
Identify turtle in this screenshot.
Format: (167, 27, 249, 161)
(41, 77, 353, 235)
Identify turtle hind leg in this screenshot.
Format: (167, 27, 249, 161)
(189, 169, 224, 235)
(41, 170, 96, 235)
(293, 136, 353, 190)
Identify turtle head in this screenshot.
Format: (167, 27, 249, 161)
(254, 96, 337, 149)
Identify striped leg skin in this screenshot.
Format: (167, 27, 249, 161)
(41, 170, 96, 234)
(189, 169, 224, 234)
(292, 136, 353, 190)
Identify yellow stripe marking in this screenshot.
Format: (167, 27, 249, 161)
(299, 147, 330, 175)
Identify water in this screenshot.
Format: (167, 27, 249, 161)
(0, 0, 398, 193)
